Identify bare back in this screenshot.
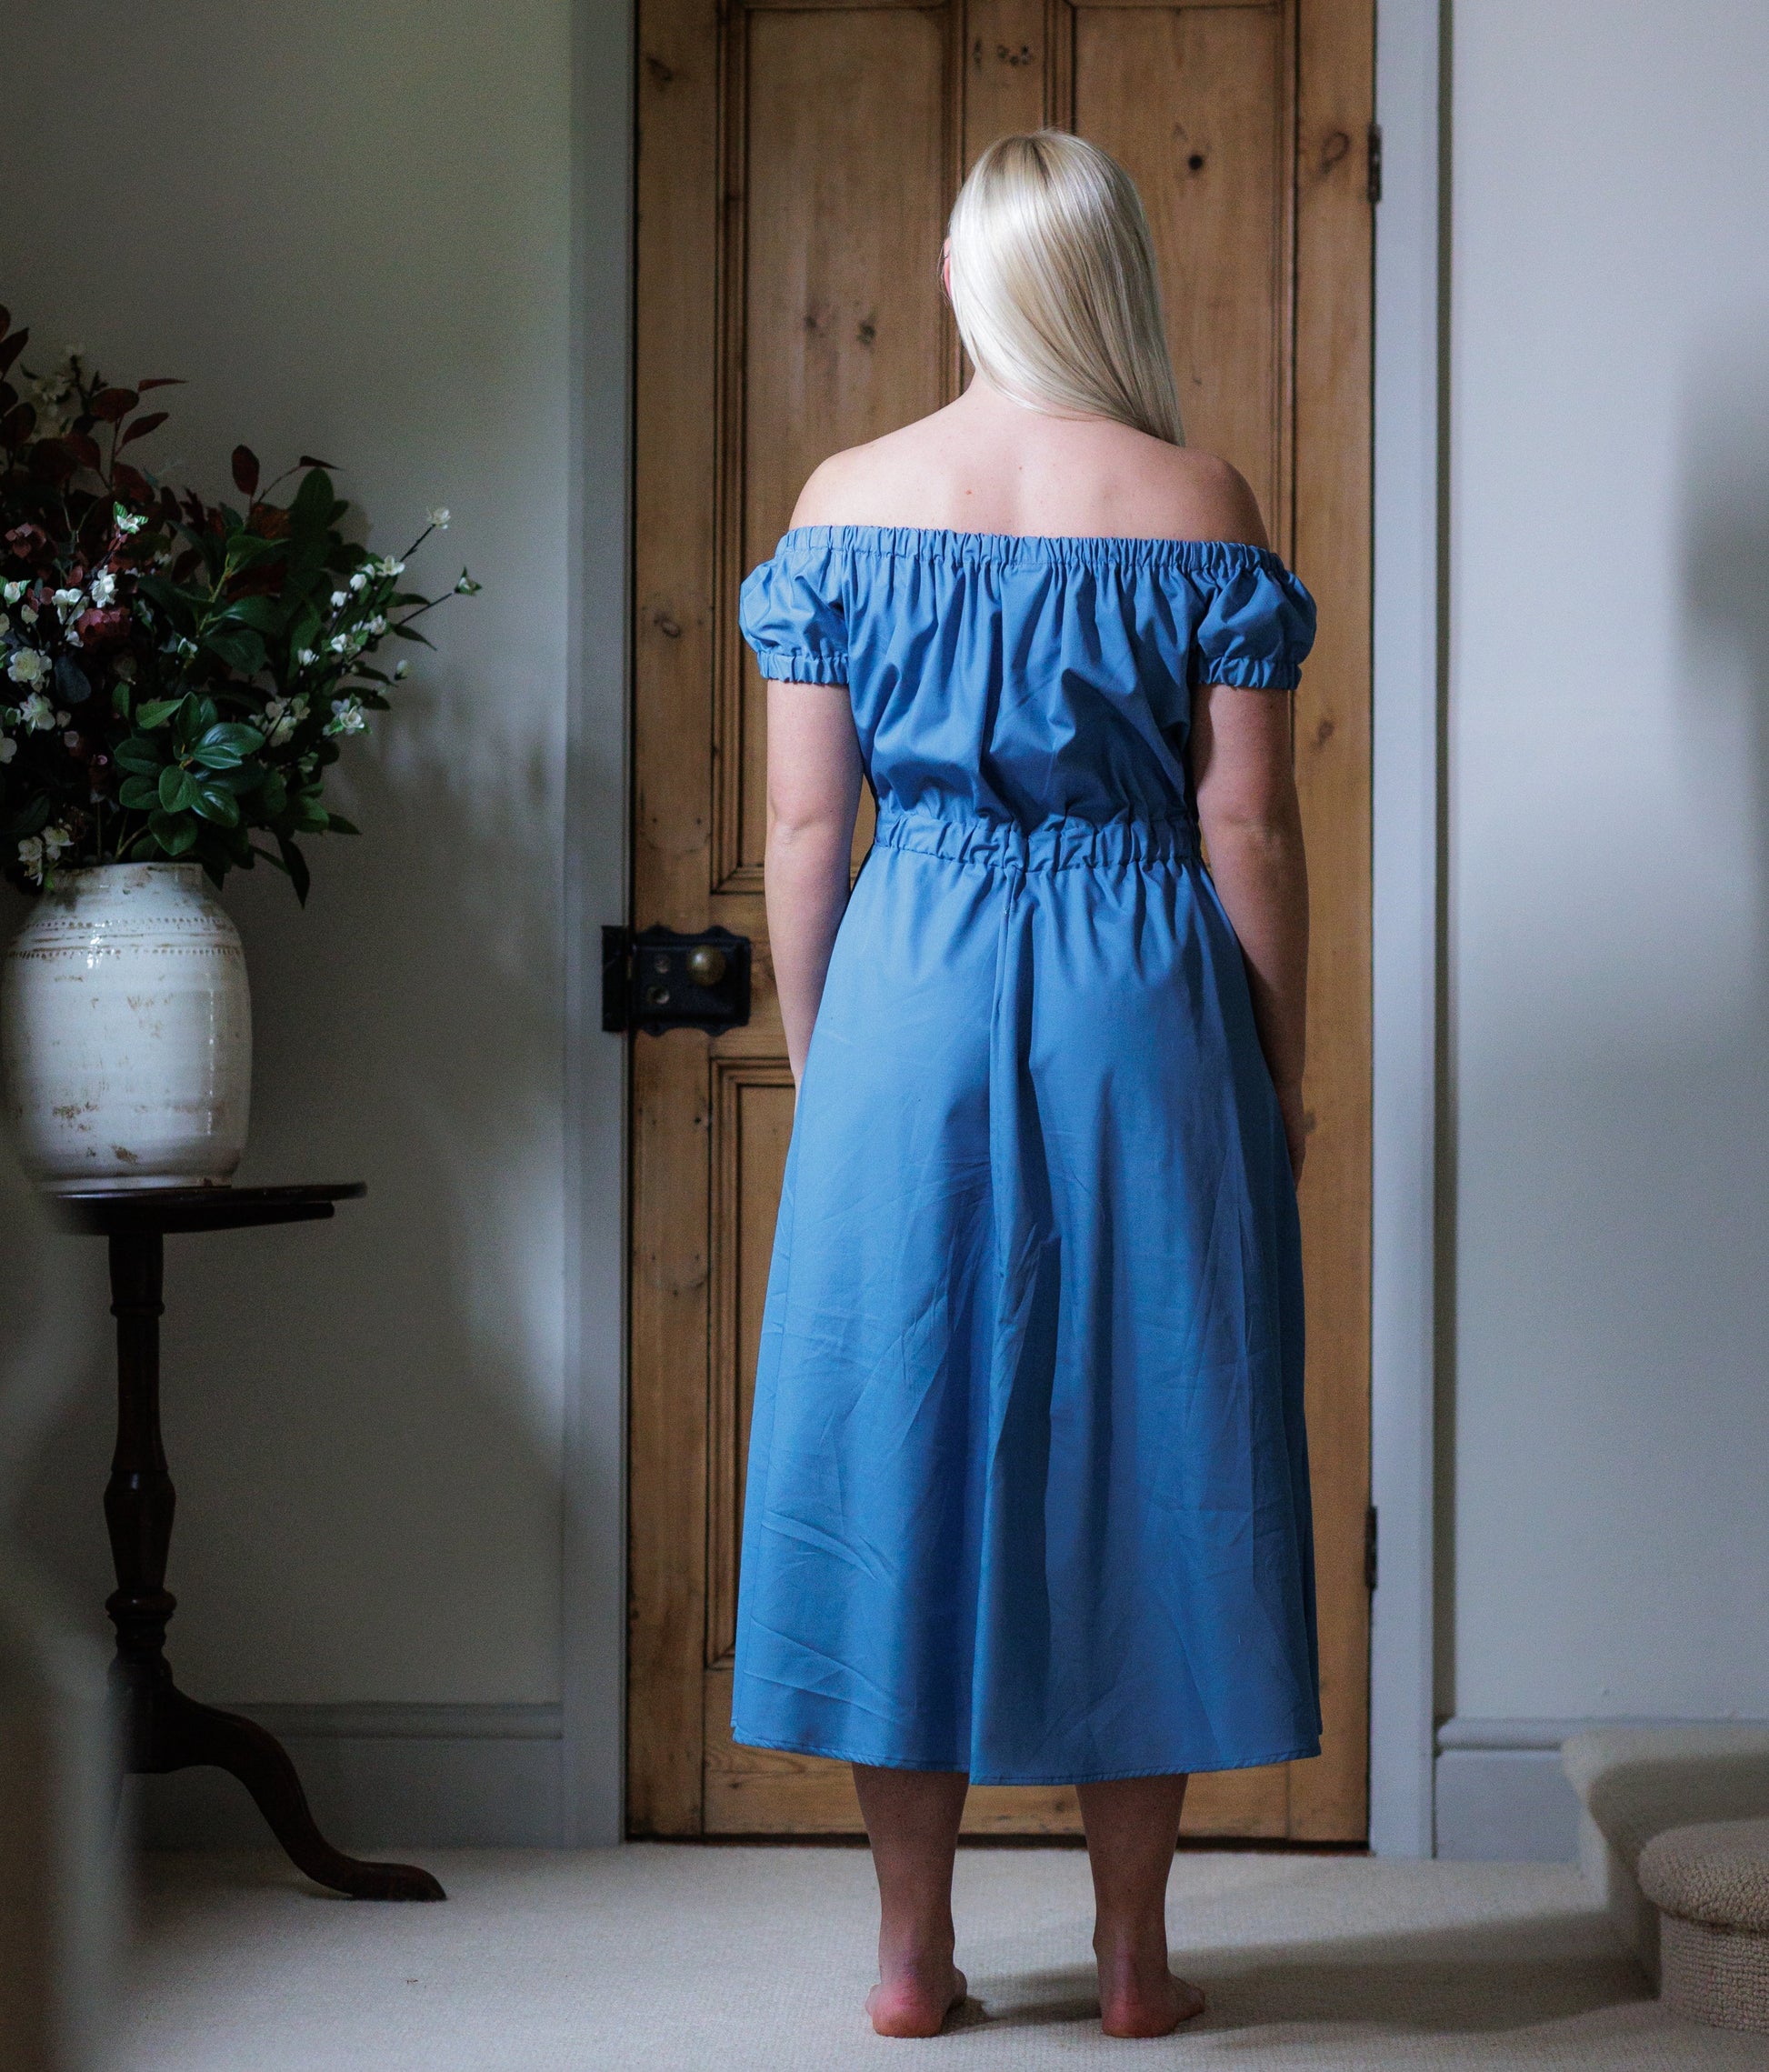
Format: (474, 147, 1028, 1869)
(791, 377, 1270, 548)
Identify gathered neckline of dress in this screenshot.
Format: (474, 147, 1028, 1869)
(778, 523, 1291, 573)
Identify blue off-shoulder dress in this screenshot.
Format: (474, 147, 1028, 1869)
(733, 526, 1322, 1785)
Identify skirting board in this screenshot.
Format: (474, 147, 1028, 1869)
(1433, 1717, 1766, 1864)
(130, 1703, 564, 1851)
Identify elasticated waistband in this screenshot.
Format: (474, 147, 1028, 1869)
(872, 803, 1199, 874)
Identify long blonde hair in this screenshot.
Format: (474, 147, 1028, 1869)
(945, 131, 1184, 446)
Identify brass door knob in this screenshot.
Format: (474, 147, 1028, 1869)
(685, 945, 728, 987)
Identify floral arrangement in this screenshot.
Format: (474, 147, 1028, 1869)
(0, 304, 478, 899)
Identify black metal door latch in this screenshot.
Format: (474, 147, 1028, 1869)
(603, 924, 752, 1036)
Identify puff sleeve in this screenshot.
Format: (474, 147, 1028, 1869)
(1191, 551, 1318, 691)
(738, 536, 849, 686)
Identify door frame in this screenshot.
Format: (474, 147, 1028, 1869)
(1366, 0, 1444, 1861)
(561, 0, 1445, 1854)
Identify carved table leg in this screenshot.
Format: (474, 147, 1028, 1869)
(104, 1228, 445, 1901)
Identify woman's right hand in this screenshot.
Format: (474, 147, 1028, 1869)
(1276, 1079, 1308, 1182)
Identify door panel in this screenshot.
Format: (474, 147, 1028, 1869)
(727, 2, 955, 888)
(1074, 3, 1290, 519)
(630, 0, 1373, 1840)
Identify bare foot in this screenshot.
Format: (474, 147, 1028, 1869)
(866, 1963, 968, 2038)
(1095, 1946, 1205, 2038)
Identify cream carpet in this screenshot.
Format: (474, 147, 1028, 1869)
(122, 1846, 1763, 2070)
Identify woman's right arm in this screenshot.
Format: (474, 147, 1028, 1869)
(766, 678, 863, 1087)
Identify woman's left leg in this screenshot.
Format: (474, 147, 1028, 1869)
(852, 1765, 971, 2037)
(1075, 1774, 1207, 2037)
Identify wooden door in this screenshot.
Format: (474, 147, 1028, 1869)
(629, 0, 1373, 1840)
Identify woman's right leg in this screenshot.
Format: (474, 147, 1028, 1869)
(852, 1765, 971, 2037)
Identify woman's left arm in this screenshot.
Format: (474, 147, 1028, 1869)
(1191, 681, 1311, 1177)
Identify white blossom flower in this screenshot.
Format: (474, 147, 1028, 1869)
(114, 507, 145, 536)
(375, 556, 405, 578)
(366, 615, 386, 636)
(454, 573, 480, 596)
(426, 507, 451, 530)
(20, 604, 37, 626)
(8, 649, 50, 688)
(329, 590, 348, 609)
(295, 647, 317, 668)
(0, 739, 14, 766)
(328, 633, 351, 655)
(2, 581, 24, 604)
(348, 571, 367, 593)
(325, 696, 367, 737)
(52, 587, 82, 614)
(63, 729, 80, 749)
(264, 693, 308, 747)
(394, 659, 410, 680)
(18, 825, 70, 886)
(17, 692, 55, 728)
(88, 570, 116, 607)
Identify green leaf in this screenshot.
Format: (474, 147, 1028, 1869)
(191, 782, 241, 827)
(292, 796, 329, 833)
(259, 771, 288, 816)
(200, 625, 266, 674)
(391, 623, 434, 646)
(289, 467, 335, 539)
(325, 812, 360, 836)
(113, 736, 163, 776)
(223, 535, 282, 573)
(117, 775, 160, 810)
(157, 765, 197, 813)
(136, 698, 183, 730)
(147, 809, 199, 856)
(198, 721, 265, 756)
(275, 833, 311, 906)
(207, 762, 265, 794)
(222, 594, 285, 634)
(3, 796, 51, 839)
(136, 573, 195, 624)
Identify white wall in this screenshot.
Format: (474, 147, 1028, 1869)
(3, 0, 625, 1807)
(1450, 0, 1769, 1723)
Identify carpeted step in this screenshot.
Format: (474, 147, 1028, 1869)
(1560, 1726, 1769, 1985)
(1637, 1818, 1769, 2035)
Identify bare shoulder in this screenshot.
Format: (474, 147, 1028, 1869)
(1141, 445, 1270, 549)
(787, 407, 964, 530)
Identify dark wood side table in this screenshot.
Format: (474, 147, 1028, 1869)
(52, 1183, 445, 1901)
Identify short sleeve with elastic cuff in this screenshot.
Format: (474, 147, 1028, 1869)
(738, 537, 849, 686)
(1190, 551, 1317, 690)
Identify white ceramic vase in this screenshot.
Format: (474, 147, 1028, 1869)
(1, 863, 252, 1193)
